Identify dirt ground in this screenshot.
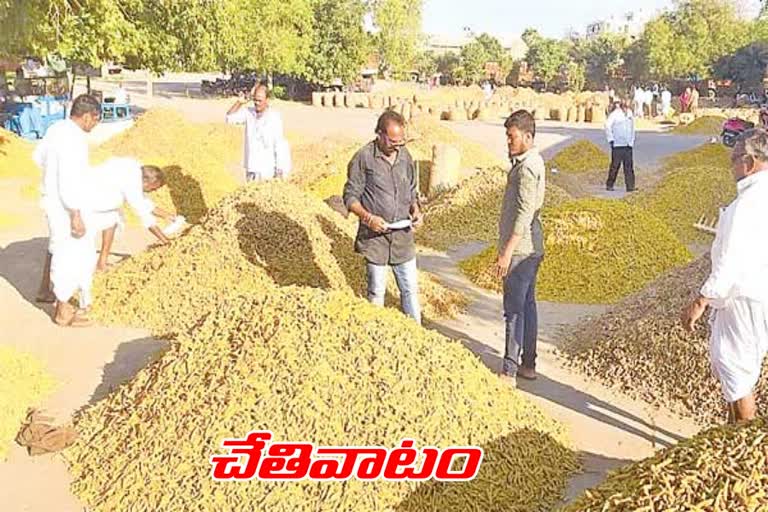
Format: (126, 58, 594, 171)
(0, 88, 711, 511)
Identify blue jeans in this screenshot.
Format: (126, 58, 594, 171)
(366, 258, 421, 324)
(503, 255, 542, 373)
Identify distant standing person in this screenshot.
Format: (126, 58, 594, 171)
(225, 84, 291, 182)
(495, 110, 546, 382)
(681, 128, 768, 424)
(343, 111, 424, 323)
(605, 100, 636, 192)
(661, 86, 673, 117)
(633, 85, 645, 118)
(690, 85, 701, 116)
(680, 87, 693, 114)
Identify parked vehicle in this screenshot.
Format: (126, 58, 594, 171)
(721, 105, 768, 147)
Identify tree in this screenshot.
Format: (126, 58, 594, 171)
(415, 50, 437, 80)
(459, 40, 489, 85)
(307, 0, 369, 84)
(632, 0, 751, 81)
(526, 36, 569, 89)
(436, 52, 460, 84)
(572, 34, 630, 89)
(0, 0, 135, 65)
(370, 0, 423, 78)
(714, 41, 768, 88)
(565, 61, 586, 92)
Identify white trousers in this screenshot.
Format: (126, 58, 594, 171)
(45, 206, 98, 308)
(709, 298, 768, 403)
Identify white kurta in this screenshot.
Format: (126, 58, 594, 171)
(225, 107, 291, 181)
(702, 172, 768, 402)
(32, 119, 97, 306)
(86, 157, 158, 230)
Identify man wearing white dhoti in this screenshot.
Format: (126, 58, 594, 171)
(225, 84, 291, 183)
(682, 128, 768, 424)
(32, 94, 101, 327)
(86, 158, 175, 271)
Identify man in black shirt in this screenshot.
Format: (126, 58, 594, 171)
(343, 111, 424, 323)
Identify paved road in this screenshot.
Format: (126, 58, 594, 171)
(451, 118, 712, 170)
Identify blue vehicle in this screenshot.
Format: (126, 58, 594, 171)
(1, 61, 70, 139)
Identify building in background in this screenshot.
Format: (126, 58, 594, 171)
(425, 32, 528, 60)
(585, 9, 653, 40)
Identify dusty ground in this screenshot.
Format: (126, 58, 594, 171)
(1, 87, 711, 511)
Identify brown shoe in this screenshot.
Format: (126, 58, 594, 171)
(517, 366, 537, 381)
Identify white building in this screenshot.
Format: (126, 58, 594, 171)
(585, 9, 653, 40)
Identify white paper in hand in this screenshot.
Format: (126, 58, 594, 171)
(162, 216, 187, 236)
(384, 219, 413, 231)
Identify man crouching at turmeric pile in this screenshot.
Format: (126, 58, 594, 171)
(86, 158, 177, 272)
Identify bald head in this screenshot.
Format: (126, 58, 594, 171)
(252, 84, 269, 114)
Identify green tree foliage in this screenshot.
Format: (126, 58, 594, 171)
(632, 0, 750, 80)
(459, 40, 490, 85)
(526, 36, 569, 88)
(436, 52, 460, 84)
(0, 0, 134, 65)
(714, 41, 768, 88)
(370, 0, 423, 78)
(572, 34, 630, 88)
(415, 50, 438, 80)
(565, 61, 586, 92)
(307, 0, 369, 84)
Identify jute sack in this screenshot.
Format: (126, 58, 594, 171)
(311, 92, 322, 107)
(429, 144, 461, 196)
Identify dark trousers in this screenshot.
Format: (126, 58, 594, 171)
(503, 255, 542, 370)
(607, 146, 635, 191)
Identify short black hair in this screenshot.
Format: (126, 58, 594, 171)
(141, 165, 165, 187)
(70, 94, 101, 118)
(504, 110, 536, 138)
(376, 110, 406, 134)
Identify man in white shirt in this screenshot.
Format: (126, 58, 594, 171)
(225, 84, 291, 183)
(682, 128, 768, 424)
(633, 86, 645, 118)
(604, 100, 636, 192)
(33, 94, 100, 327)
(661, 86, 673, 117)
(86, 158, 175, 271)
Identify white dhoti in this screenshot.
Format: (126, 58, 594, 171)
(45, 205, 98, 308)
(709, 298, 768, 403)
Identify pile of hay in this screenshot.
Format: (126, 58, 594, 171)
(546, 140, 610, 174)
(418, 167, 572, 251)
(93, 109, 242, 224)
(91, 181, 466, 334)
(66, 288, 578, 512)
(671, 115, 726, 135)
(631, 144, 735, 243)
(564, 419, 768, 511)
(459, 199, 692, 304)
(0, 346, 56, 459)
(560, 256, 768, 426)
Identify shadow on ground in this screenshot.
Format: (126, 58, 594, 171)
(428, 320, 684, 449)
(89, 337, 169, 404)
(0, 237, 51, 314)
